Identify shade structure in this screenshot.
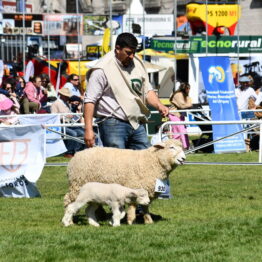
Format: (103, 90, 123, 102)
(137, 49, 188, 59)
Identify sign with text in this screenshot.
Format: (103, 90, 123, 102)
(149, 36, 262, 54)
(2, 13, 43, 35)
(43, 14, 83, 36)
(199, 56, 246, 153)
(123, 14, 173, 37)
(19, 115, 67, 158)
(0, 125, 46, 197)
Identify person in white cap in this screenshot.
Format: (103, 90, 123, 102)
(235, 76, 257, 118)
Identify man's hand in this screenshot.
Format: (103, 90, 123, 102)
(146, 90, 169, 117)
(157, 104, 169, 117)
(84, 128, 96, 148)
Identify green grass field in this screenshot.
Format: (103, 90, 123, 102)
(0, 152, 261, 262)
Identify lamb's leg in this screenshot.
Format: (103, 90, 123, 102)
(110, 203, 122, 227)
(62, 201, 86, 227)
(142, 205, 153, 224)
(85, 204, 100, 227)
(127, 204, 136, 225)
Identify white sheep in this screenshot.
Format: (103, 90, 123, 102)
(62, 182, 150, 227)
(64, 139, 186, 225)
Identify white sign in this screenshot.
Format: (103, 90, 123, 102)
(123, 14, 174, 37)
(155, 178, 168, 193)
(19, 115, 67, 158)
(0, 125, 46, 198)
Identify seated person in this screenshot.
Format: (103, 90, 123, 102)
(0, 94, 19, 125)
(51, 87, 85, 158)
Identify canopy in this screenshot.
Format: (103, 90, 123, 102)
(138, 49, 188, 59)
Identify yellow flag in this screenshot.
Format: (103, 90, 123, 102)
(102, 28, 111, 56)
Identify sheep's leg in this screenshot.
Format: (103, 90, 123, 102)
(119, 206, 126, 220)
(110, 203, 122, 227)
(142, 205, 153, 224)
(86, 204, 100, 227)
(127, 204, 136, 225)
(62, 201, 86, 227)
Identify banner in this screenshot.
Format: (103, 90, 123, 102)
(199, 56, 246, 153)
(123, 14, 173, 37)
(0, 125, 45, 198)
(43, 14, 83, 36)
(19, 115, 67, 158)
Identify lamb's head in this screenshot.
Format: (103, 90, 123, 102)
(151, 139, 186, 168)
(126, 189, 150, 205)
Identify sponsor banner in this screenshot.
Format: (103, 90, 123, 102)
(150, 38, 190, 54)
(123, 14, 173, 37)
(83, 15, 122, 36)
(199, 56, 246, 153)
(19, 115, 67, 158)
(43, 14, 83, 36)
(0, 125, 46, 197)
(2, 13, 43, 35)
(150, 36, 262, 54)
(191, 36, 262, 54)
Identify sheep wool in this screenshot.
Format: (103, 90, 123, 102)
(64, 139, 185, 208)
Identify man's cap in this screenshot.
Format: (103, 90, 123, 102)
(0, 94, 14, 110)
(58, 87, 71, 97)
(239, 76, 250, 83)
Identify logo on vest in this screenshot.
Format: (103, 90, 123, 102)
(0, 139, 30, 172)
(131, 78, 142, 96)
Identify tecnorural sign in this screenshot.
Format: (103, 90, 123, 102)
(150, 36, 262, 54)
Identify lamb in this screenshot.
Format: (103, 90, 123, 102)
(64, 139, 186, 225)
(62, 182, 150, 227)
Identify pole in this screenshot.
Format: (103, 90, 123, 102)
(173, 0, 177, 91)
(205, 0, 208, 56)
(22, 1, 26, 76)
(109, 0, 113, 50)
(47, 0, 51, 79)
(76, 0, 81, 79)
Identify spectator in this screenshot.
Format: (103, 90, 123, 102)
(15, 76, 26, 101)
(0, 94, 19, 125)
(24, 53, 35, 83)
(235, 76, 257, 119)
(84, 32, 169, 149)
(0, 80, 20, 113)
(21, 75, 44, 114)
(169, 82, 192, 150)
(40, 74, 57, 112)
(63, 74, 83, 99)
(51, 87, 85, 158)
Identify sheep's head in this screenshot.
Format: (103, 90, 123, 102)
(126, 189, 150, 205)
(151, 139, 186, 168)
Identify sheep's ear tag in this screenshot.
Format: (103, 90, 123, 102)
(153, 142, 165, 149)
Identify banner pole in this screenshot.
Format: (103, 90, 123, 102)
(44, 126, 86, 145)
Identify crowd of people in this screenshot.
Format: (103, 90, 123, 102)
(0, 71, 85, 157)
(1, 32, 262, 157)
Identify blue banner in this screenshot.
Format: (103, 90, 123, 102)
(199, 56, 246, 153)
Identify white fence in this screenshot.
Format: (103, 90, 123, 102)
(0, 111, 261, 163)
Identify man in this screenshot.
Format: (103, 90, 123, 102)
(22, 75, 44, 114)
(63, 74, 82, 98)
(84, 32, 169, 149)
(235, 76, 257, 119)
(51, 87, 85, 158)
